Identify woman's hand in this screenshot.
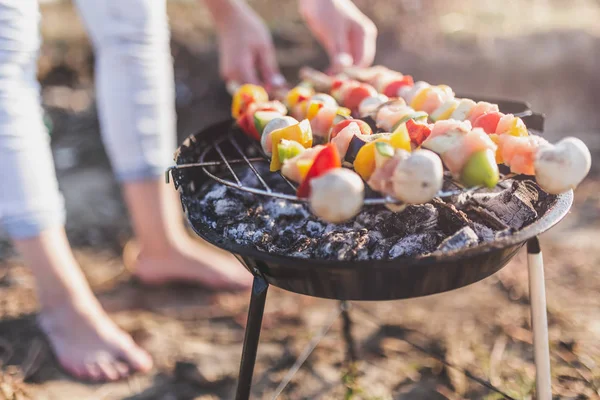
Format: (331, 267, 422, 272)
(299, 0, 378, 73)
(204, 0, 286, 89)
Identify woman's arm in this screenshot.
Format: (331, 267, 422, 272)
(202, 0, 285, 87)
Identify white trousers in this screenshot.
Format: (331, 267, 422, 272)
(0, 0, 176, 238)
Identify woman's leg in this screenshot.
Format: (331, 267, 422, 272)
(0, 0, 151, 381)
(73, 0, 251, 289)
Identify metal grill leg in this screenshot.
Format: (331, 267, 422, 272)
(527, 237, 552, 400)
(341, 302, 357, 363)
(236, 276, 269, 400)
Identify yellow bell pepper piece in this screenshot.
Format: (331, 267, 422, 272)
(430, 99, 459, 122)
(436, 107, 456, 121)
(297, 159, 313, 181)
(231, 84, 268, 119)
(306, 101, 323, 120)
(286, 86, 314, 109)
(390, 123, 412, 152)
(489, 134, 503, 164)
(409, 87, 432, 111)
(353, 138, 392, 180)
(508, 117, 529, 137)
(270, 119, 313, 171)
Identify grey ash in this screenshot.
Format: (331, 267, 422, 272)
(187, 166, 556, 261)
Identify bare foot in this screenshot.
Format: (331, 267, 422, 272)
(39, 297, 153, 381)
(127, 237, 253, 290)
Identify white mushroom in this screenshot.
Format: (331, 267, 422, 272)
(358, 94, 389, 118)
(392, 149, 444, 204)
(309, 169, 365, 223)
(260, 116, 298, 155)
(534, 137, 592, 194)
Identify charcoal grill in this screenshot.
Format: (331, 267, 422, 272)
(168, 99, 571, 399)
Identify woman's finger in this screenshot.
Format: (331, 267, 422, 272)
(256, 43, 286, 89)
(326, 28, 354, 74)
(231, 52, 260, 85)
(305, 12, 352, 74)
(349, 20, 377, 67)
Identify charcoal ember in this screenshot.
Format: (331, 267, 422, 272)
(436, 227, 479, 252)
(324, 222, 355, 234)
(471, 181, 538, 229)
(354, 207, 392, 230)
(526, 180, 557, 214)
(263, 199, 311, 220)
(370, 236, 400, 260)
(213, 198, 245, 216)
(379, 204, 438, 237)
(388, 232, 444, 258)
(215, 215, 251, 232)
(367, 230, 384, 243)
(222, 223, 262, 245)
(254, 235, 273, 252)
(272, 226, 303, 249)
(305, 220, 326, 237)
(199, 191, 254, 232)
(471, 222, 496, 242)
(432, 199, 471, 235)
(203, 184, 228, 202)
(315, 229, 370, 261)
(254, 210, 276, 230)
(465, 206, 510, 231)
(287, 235, 317, 258)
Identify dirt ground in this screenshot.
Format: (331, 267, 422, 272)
(1, 1, 600, 399)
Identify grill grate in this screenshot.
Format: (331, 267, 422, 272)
(168, 128, 516, 206)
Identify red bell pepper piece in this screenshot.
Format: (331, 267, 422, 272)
(382, 75, 414, 98)
(296, 144, 342, 198)
(406, 119, 432, 147)
(237, 111, 260, 140)
(473, 112, 502, 134)
(344, 84, 378, 114)
(331, 79, 345, 91)
(239, 93, 255, 116)
(237, 101, 286, 141)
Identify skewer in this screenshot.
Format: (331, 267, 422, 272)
(190, 66, 590, 223)
(181, 78, 519, 204)
(298, 66, 591, 196)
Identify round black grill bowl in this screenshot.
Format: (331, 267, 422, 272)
(171, 100, 572, 301)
